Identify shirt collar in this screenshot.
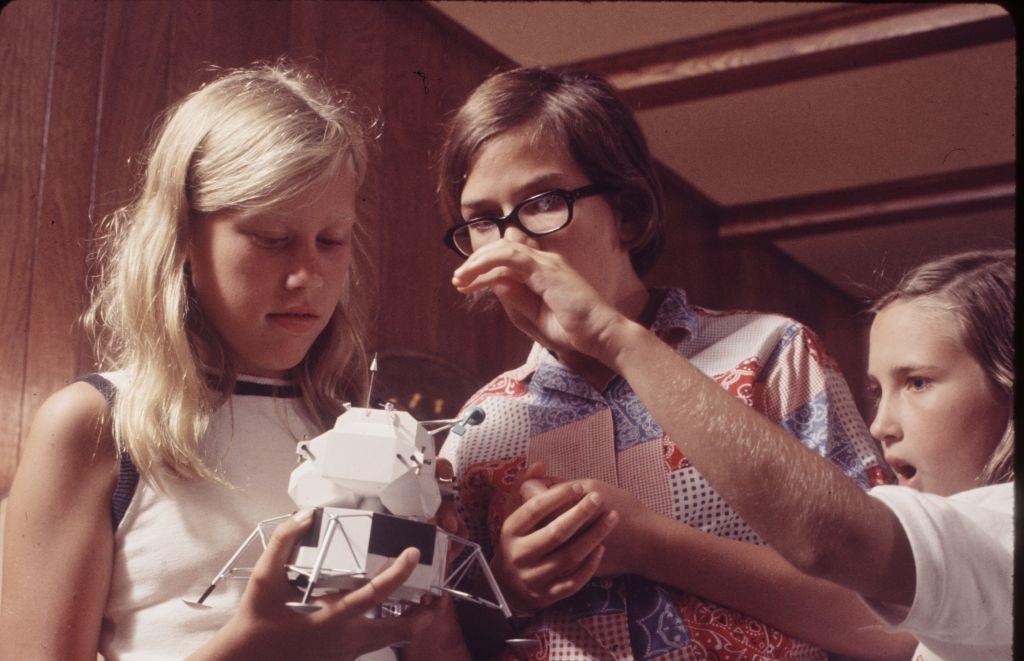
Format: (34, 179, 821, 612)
(528, 287, 698, 399)
(649, 287, 699, 341)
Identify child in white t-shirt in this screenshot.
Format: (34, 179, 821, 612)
(463, 241, 1013, 660)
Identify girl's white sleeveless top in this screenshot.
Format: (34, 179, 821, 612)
(98, 373, 394, 660)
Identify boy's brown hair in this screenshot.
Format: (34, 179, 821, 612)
(437, 67, 664, 276)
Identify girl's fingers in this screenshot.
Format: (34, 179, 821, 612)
(435, 458, 455, 481)
(529, 510, 618, 583)
(436, 501, 461, 535)
(519, 478, 550, 501)
(516, 463, 557, 498)
(515, 462, 549, 498)
(250, 510, 314, 585)
(330, 615, 417, 657)
(519, 461, 546, 482)
(326, 547, 420, 618)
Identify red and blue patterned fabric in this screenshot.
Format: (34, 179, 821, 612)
(440, 288, 892, 660)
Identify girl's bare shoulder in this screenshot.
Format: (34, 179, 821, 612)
(19, 380, 118, 489)
(1, 382, 120, 659)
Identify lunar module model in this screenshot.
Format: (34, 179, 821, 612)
(185, 365, 510, 618)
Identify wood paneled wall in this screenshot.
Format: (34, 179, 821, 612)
(0, 0, 866, 496)
(646, 166, 869, 403)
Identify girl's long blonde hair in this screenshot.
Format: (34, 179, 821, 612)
(872, 249, 1015, 485)
(84, 62, 374, 483)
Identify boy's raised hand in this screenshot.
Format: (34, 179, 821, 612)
(452, 241, 626, 363)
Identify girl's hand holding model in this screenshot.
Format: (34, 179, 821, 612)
(196, 513, 424, 660)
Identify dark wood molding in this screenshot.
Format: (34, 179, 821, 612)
(570, 4, 1014, 110)
(407, 2, 515, 70)
(718, 163, 1016, 240)
(654, 160, 718, 215)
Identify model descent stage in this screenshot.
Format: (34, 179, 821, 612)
(185, 359, 509, 618)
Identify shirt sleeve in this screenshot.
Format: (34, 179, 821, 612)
(862, 483, 1014, 646)
(758, 323, 892, 489)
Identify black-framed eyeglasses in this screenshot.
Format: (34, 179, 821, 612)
(443, 184, 609, 258)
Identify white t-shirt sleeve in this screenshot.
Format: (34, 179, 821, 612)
(863, 483, 1014, 648)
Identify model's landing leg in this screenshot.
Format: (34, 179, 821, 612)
(286, 514, 341, 613)
(183, 514, 292, 608)
(439, 531, 512, 618)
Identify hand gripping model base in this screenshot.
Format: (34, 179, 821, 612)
(184, 380, 509, 618)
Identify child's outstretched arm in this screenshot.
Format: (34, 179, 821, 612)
(453, 243, 914, 606)
(602, 321, 916, 606)
(514, 474, 917, 660)
(0, 382, 119, 660)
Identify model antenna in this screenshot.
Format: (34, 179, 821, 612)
(366, 353, 379, 408)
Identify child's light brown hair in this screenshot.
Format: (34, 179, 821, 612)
(872, 249, 1015, 484)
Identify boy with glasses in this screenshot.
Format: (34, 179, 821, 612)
(436, 67, 907, 660)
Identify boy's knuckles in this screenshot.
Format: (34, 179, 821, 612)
(522, 498, 549, 521)
(563, 544, 591, 567)
(545, 522, 575, 547)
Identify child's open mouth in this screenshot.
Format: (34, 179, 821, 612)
(889, 460, 918, 486)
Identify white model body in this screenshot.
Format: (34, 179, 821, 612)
(185, 403, 509, 617)
(288, 406, 442, 519)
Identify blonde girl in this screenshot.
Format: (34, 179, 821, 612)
(1, 63, 463, 660)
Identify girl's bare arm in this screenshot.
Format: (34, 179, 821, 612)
(1, 382, 118, 660)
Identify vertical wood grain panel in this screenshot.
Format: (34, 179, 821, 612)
(168, 0, 291, 103)
(646, 165, 722, 305)
(78, 0, 174, 377)
(316, 1, 386, 359)
(0, 0, 57, 495)
(288, 0, 326, 72)
(377, 4, 530, 381)
(319, 1, 385, 110)
(20, 0, 106, 451)
(379, 3, 445, 353)
(89, 0, 173, 244)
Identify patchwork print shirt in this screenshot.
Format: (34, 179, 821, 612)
(440, 288, 892, 660)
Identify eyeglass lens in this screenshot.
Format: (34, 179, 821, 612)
(453, 192, 570, 255)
